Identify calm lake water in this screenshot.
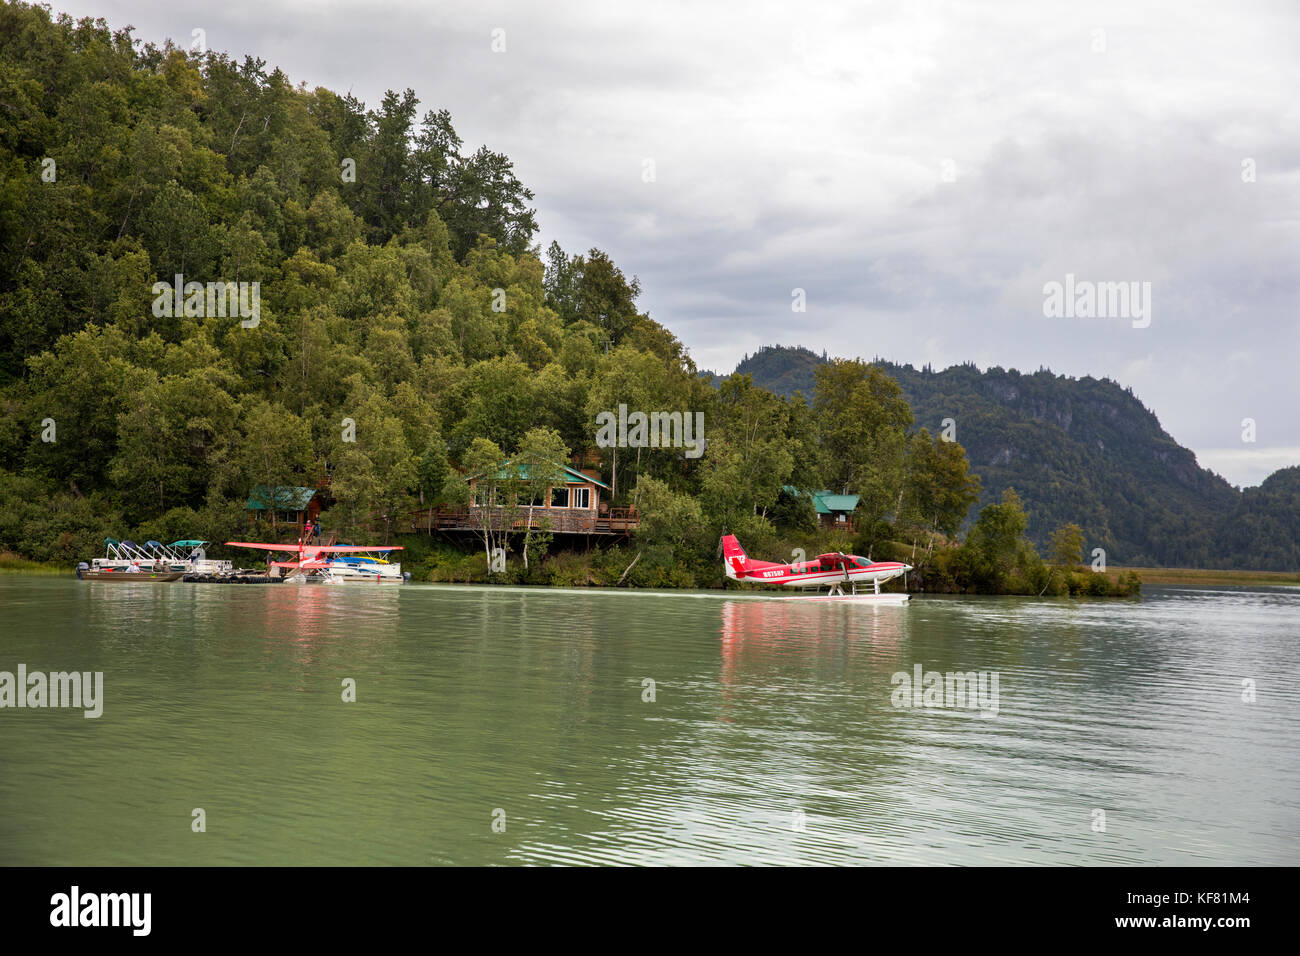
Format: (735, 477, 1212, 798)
(0, 576, 1296, 865)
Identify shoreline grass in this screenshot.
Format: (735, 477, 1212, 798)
(0, 553, 69, 575)
(1111, 566, 1300, 587)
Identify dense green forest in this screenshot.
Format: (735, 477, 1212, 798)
(0, 4, 1139, 595)
(729, 345, 1296, 571)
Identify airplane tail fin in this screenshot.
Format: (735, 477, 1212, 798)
(721, 534, 749, 579)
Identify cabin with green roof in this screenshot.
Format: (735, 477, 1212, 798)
(782, 486, 861, 532)
(245, 484, 323, 528)
(416, 462, 637, 537)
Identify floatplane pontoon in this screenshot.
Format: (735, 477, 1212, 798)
(721, 535, 912, 603)
(225, 539, 407, 584)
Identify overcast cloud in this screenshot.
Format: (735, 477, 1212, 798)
(52, 0, 1300, 487)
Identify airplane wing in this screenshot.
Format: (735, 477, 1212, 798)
(226, 542, 403, 556)
(316, 545, 404, 553)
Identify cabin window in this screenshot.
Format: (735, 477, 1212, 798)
(571, 486, 591, 509)
(551, 487, 569, 508)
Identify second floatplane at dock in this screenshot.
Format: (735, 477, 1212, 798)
(76, 537, 406, 584)
(224, 541, 407, 584)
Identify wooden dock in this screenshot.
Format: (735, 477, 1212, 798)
(182, 572, 285, 583)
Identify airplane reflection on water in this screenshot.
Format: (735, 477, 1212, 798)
(253, 581, 402, 656)
(718, 598, 910, 701)
(80, 576, 401, 669)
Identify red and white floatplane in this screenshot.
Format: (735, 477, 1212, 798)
(225, 540, 406, 584)
(722, 535, 911, 603)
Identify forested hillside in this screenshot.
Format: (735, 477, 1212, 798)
(1216, 467, 1300, 571)
(0, 4, 1170, 591)
(734, 345, 1293, 569)
(0, 3, 712, 562)
(0, 4, 1005, 591)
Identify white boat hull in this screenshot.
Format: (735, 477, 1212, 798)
(320, 562, 405, 585)
(322, 577, 404, 585)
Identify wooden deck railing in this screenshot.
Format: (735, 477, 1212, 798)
(403, 506, 639, 535)
(603, 507, 639, 531)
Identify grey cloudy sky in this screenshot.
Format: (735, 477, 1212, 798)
(55, 0, 1300, 487)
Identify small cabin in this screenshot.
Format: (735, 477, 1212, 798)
(245, 484, 323, 530)
(420, 462, 637, 535)
(814, 492, 860, 530)
(783, 486, 860, 532)
(468, 462, 609, 520)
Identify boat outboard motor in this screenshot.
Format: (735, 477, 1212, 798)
(76, 562, 88, 579)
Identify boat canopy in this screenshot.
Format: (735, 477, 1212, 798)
(102, 538, 155, 561)
(170, 540, 209, 548)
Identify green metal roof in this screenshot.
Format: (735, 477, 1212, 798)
(815, 494, 859, 514)
(245, 485, 318, 511)
(470, 462, 610, 491)
(781, 486, 860, 514)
